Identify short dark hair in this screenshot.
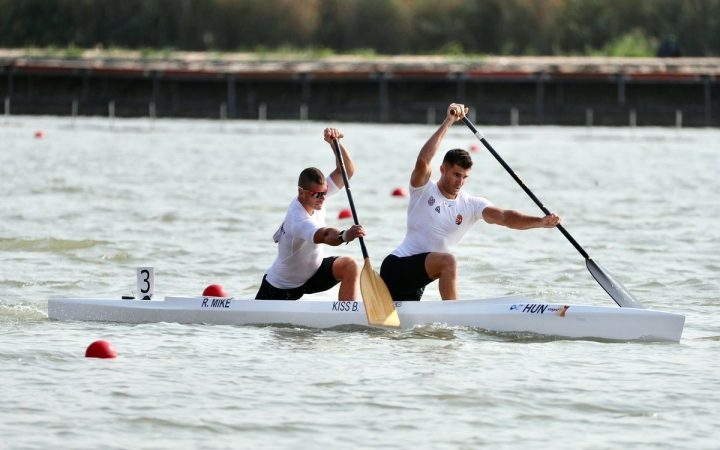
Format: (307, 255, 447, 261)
(442, 149, 473, 169)
(298, 167, 325, 190)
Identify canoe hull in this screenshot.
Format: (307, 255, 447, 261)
(47, 295, 685, 342)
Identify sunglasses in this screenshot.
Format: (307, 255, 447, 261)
(301, 188, 328, 198)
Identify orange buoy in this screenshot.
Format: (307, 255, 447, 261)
(392, 187, 408, 197)
(203, 284, 228, 297)
(34, 131, 46, 139)
(338, 208, 352, 219)
(85, 340, 117, 359)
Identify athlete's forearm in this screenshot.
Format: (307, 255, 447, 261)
(314, 227, 345, 246)
(336, 141, 354, 179)
(501, 210, 545, 230)
(418, 118, 453, 164)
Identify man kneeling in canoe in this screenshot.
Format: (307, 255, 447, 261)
(380, 103, 562, 301)
(256, 127, 366, 301)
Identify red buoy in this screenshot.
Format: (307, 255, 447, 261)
(35, 131, 46, 139)
(85, 340, 117, 359)
(338, 208, 352, 219)
(469, 144, 480, 152)
(203, 284, 228, 297)
(392, 187, 408, 197)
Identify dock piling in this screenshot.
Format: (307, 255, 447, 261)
(71, 99, 78, 127)
(511, 107, 519, 127)
(149, 102, 156, 130)
(220, 102, 227, 131)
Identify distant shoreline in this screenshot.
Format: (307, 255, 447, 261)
(2, 49, 719, 77)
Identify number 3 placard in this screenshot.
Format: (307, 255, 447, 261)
(137, 267, 155, 300)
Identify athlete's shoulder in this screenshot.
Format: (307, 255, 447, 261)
(409, 178, 436, 195)
(460, 191, 493, 212)
(284, 199, 310, 224)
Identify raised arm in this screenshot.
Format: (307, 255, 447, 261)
(482, 206, 562, 230)
(410, 103, 468, 188)
(324, 127, 354, 189)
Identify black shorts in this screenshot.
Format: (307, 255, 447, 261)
(380, 253, 433, 301)
(255, 257, 340, 300)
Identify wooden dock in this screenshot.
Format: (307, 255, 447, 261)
(1, 50, 718, 126)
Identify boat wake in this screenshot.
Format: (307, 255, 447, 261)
(248, 322, 596, 343)
(0, 300, 47, 326)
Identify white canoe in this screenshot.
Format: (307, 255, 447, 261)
(48, 295, 685, 342)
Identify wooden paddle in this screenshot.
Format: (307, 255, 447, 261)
(332, 139, 400, 327)
(454, 111, 644, 309)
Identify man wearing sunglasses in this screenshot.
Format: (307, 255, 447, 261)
(256, 127, 366, 301)
(380, 103, 562, 301)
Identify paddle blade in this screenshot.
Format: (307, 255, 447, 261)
(359, 258, 400, 328)
(586, 259, 645, 309)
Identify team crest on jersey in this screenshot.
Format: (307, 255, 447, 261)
(272, 223, 285, 243)
(455, 214, 463, 225)
(428, 196, 435, 206)
(434, 206, 441, 213)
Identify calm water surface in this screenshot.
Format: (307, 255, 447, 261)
(1, 117, 719, 449)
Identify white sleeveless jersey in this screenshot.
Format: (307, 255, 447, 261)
(265, 177, 339, 289)
(391, 180, 492, 257)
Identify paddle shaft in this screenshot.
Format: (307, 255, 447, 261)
(456, 114, 644, 308)
(332, 140, 369, 259)
(332, 139, 400, 326)
(459, 117, 589, 259)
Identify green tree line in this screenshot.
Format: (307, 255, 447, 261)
(1, 0, 718, 56)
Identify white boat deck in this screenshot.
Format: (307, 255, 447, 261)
(48, 295, 686, 342)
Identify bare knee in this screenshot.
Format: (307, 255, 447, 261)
(439, 253, 456, 270)
(425, 253, 457, 280)
(333, 256, 360, 281)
